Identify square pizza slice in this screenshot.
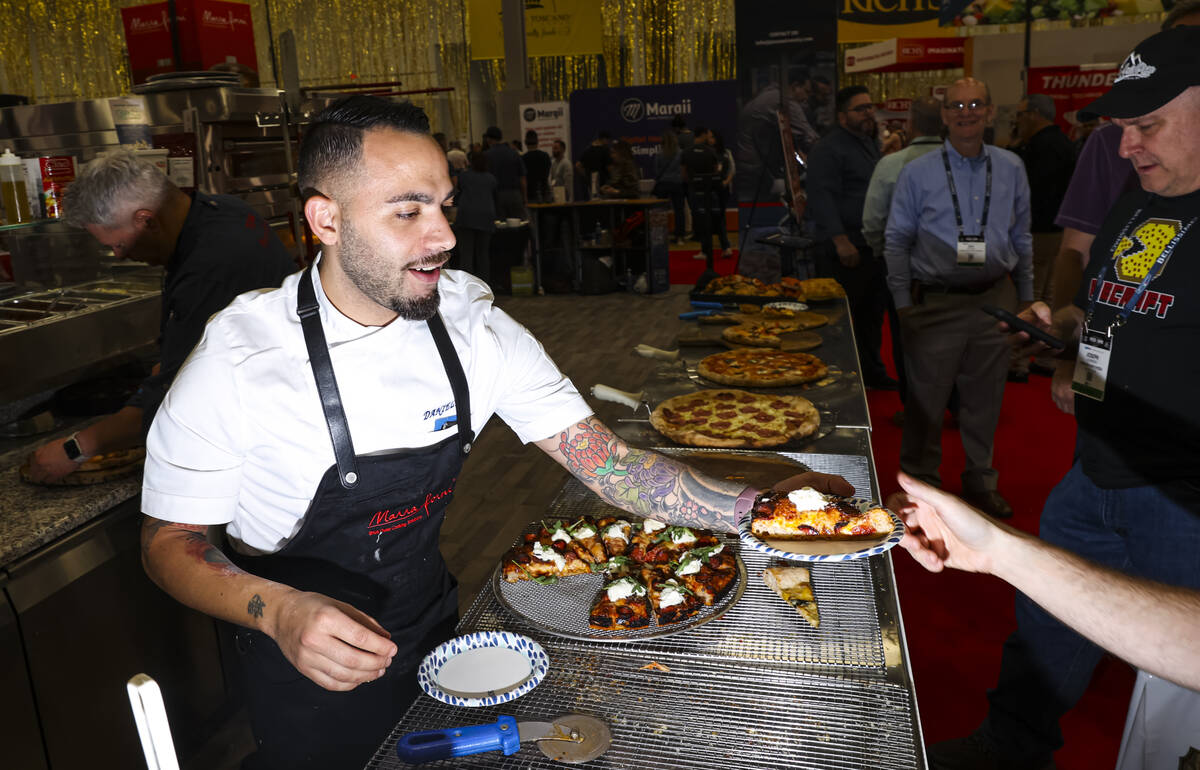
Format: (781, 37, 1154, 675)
(588, 575, 651, 630)
(642, 565, 702, 625)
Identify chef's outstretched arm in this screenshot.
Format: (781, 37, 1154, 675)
(140, 516, 396, 691)
(536, 416, 853, 533)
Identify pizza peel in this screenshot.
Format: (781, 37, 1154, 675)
(395, 714, 611, 764)
(633, 343, 681, 361)
(591, 384, 651, 420)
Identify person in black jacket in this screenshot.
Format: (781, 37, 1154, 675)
(805, 85, 892, 390)
(26, 149, 296, 482)
(1008, 94, 1075, 380)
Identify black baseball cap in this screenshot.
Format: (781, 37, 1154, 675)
(1079, 27, 1200, 121)
(483, 125, 502, 140)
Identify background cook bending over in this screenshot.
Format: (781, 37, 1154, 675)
(25, 150, 295, 482)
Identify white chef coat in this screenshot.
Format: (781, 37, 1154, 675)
(141, 263, 592, 553)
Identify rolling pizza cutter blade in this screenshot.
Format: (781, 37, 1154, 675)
(591, 383, 651, 422)
(394, 714, 611, 765)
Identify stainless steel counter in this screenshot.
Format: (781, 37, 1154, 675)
(370, 445, 926, 769)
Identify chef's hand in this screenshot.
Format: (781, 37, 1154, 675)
(272, 591, 398, 692)
(886, 473, 1007, 575)
(833, 235, 860, 268)
(1051, 360, 1076, 415)
(27, 440, 79, 483)
(773, 472, 855, 498)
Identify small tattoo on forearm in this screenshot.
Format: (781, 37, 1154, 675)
(247, 594, 265, 619)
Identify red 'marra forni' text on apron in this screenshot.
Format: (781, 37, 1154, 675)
(367, 482, 457, 536)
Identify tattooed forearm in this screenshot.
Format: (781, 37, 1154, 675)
(247, 593, 266, 619)
(141, 515, 242, 577)
(550, 417, 747, 532)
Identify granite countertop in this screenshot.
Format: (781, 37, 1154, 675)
(0, 435, 142, 568)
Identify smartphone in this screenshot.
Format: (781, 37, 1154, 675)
(981, 305, 1066, 350)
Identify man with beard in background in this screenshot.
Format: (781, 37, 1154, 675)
(806, 85, 893, 389)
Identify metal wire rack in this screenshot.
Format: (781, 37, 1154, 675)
(367, 651, 919, 770)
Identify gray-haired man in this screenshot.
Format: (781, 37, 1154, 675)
(26, 149, 295, 482)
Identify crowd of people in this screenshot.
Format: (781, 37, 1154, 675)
(21, 10, 1200, 769)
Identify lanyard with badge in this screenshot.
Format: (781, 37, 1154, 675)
(942, 148, 992, 267)
(1072, 204, 1191, 401)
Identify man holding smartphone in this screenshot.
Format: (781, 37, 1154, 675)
(932, 27, 1200, 770)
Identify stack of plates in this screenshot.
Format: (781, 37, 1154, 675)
(133, 71, 241, 94)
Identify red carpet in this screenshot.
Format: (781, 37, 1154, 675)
(668, 248, 739, 285)
(870, 317, 1134, 768)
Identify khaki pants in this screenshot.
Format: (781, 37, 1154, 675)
(900, 278, 1015, 492)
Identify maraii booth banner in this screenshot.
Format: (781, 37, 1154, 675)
(519, 100, 571, 160)
(568, 81, 739, 180)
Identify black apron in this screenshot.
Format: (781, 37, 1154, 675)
(231, 265, 471, 770)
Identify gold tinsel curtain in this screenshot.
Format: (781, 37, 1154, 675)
(477, 0, 736, 99)
(0, 0, 472, 136)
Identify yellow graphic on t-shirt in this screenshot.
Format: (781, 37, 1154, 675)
(1113, 218, 1181, 283)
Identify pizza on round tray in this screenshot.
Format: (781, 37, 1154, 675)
(649, 389, 819, 448)
(697, 348, 828, 388)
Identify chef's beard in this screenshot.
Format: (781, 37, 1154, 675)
(338, 218, 442, 321)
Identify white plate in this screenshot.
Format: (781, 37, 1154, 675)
(738, 497, 905, 562)
(416, 631, 548, 707)
(765, 300, 809, 311)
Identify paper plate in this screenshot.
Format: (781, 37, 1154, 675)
(738, 497, 905, 562)
(416, 631, 548, 707)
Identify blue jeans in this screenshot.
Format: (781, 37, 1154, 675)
(983, 461, 1200, 762)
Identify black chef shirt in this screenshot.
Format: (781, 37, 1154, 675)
(128, 191, 297, 435)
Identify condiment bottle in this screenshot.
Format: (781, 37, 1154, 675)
(0, 149, 33, 224)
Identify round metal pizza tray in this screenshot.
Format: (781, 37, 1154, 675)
(687, 362, 859, 404)
(491, 530, 746, 642)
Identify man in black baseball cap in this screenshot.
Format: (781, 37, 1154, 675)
(926, 24, 1200, 770)
(1077, 26, 1200, 196)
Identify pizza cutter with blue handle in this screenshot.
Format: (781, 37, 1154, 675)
(395, 714, 611, 764)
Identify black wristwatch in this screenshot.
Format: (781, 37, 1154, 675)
(63, 433, 87, 463)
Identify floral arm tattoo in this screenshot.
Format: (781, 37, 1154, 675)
(545, 417, 748, 532)
(141, 516, 244, 578)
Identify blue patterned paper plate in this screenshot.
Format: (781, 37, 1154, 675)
(417, 631, 549, 708)
(738, 497, 905, 562)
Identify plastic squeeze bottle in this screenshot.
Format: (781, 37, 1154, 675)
(0, 149, 33, 224)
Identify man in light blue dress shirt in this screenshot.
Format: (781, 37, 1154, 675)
(884, 77, 1033, 520)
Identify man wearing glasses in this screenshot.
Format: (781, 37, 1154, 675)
(883, 77, 1034, 520)
(806, 85, 893, 390)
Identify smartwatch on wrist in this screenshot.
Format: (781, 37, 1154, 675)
(62, 433, 88, 463)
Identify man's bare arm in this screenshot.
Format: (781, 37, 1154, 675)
(1050, 227, 1095, 311)
(535, 417, 852, 533)
(140, 516, 396, 691)
(892, 474, 1200, 690)
(996, 533, 1200, 691)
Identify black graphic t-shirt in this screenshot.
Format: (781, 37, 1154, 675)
(1073, 187, 1200, 488)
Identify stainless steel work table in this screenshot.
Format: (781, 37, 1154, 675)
(368, 444, 927, 769)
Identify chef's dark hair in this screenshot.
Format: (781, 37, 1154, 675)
(298, 95, 431, 200)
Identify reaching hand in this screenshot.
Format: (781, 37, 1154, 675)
(271, 591, 398, 692)
(887, 473, 1008, 575)
(773, 472, 855, 498)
